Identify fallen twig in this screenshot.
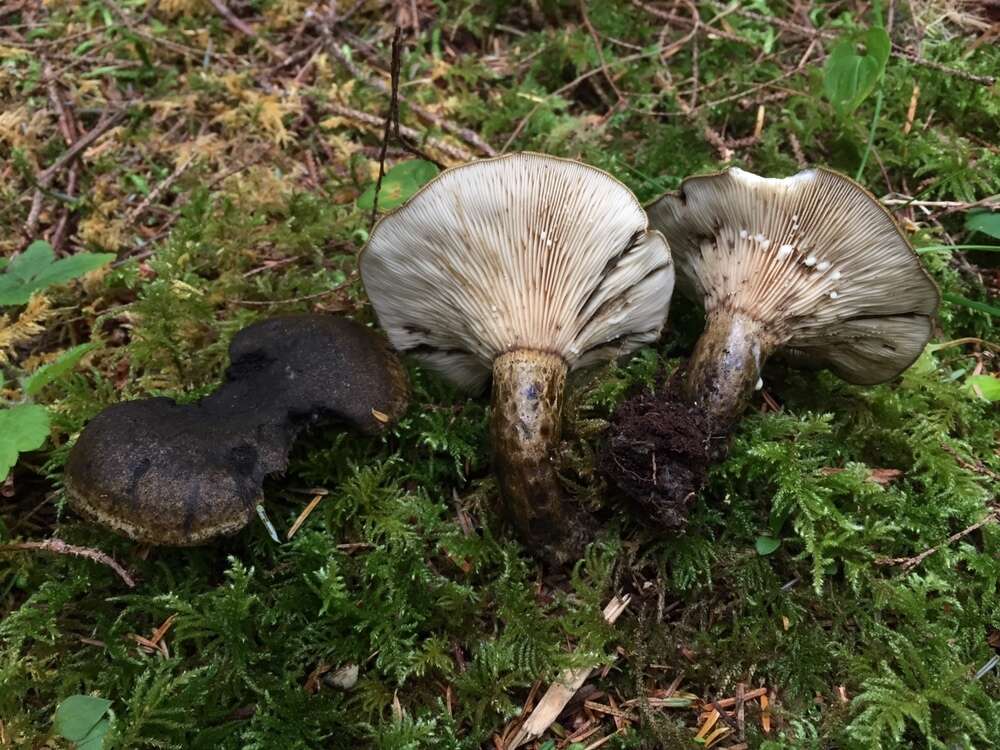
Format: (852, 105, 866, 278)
(207, 0, 288, 60)
(1, 538, 136, 587)
(876, 509, 999, 571)
(325, 32, 496, 157)
(325, 102, 472, 163)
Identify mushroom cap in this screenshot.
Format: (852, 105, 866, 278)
(360, 152, 674, 390)
(64, 398, 292, 544)
(64, 315, 408, 545)
(221, 314, 409, 433)
(646, 167, 940, 384)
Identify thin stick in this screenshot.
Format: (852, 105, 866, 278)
(1, 538, 136, 587)
(579, 0, 625, 109)
(206, 0, 287, 60)
(325, 37, 495, 157)
(326, 103, 471, 163)
(37, 110, 128, 188)
(370, 27, 403, 229)
(876, 509, 999, 571)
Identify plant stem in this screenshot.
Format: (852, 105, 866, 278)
(855, 85, 884, 183)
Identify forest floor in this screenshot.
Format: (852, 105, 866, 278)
(1, 1, 999, 748)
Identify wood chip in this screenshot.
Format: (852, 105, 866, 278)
(287, 493, 325, 539)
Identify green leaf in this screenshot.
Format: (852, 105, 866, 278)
(0, 241, 115, 306)
(77, 718, 111, 750)
(53, 695, 112, 742)
(823, 28, 891, 116)
(0, 404, 50, 481)
(965, 375, 1000, 402)
(965, 211, 1000, 240)
(357, 160, 440, 212)
(23, 343, 96, 397)
(755, 535, 781, 556)
(943, 292, 1000, 317)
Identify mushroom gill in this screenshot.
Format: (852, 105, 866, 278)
(360, 152, 674, 561)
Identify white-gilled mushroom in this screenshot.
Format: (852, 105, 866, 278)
(360, 152, 674, 557)
(645, 166, 940, 434)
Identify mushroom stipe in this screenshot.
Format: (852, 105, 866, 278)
(64, 315, 408, 546)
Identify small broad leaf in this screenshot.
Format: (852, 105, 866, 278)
(23, 343, 96, 396)
(357, 160, 440, 212)
(965, 375, 1000, 402)
(0, 404, 50, 482)
(823, 28, 890, 116)
(965, 211, 1000, 240)
(76, 717, 111, 750)
(0, 241, 115, 306)
(53, 695, 112, 742)
(755, 535, 781, 556)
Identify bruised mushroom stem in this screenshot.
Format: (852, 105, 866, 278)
(489, 349, 567, 547)
(682, 309, 773, 437)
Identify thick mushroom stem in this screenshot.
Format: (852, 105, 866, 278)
(682, 309, 774, 436)
(490, 349, 568, 550)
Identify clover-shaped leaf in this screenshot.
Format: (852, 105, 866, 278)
(823, 28, 890, 116)
(358, 160, 440, 212)
(53, 695, 113, 749)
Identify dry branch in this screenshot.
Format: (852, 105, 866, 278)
(1, 538, 136, 587)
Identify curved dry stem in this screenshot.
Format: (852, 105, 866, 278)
(683, 309, 775, 436)
(490, 349, 571, 555)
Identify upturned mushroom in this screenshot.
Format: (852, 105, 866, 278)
(645, 166, 939, 434)
(65, 315, 408, 545)
(360, 152, 674, 557)
(602, 167, 940, 524)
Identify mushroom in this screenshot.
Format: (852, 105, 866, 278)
(360, 152, 674, 557)
(645, 166, 940, 435)
(601, 167, 939, 525)
(64, 315, 408, 545)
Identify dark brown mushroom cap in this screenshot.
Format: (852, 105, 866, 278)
(64, 398, 292, 545)
(222, 315, 409, 433)
(64, 315, 408, 545)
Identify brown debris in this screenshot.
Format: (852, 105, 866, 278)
(600, 373, 711, 529)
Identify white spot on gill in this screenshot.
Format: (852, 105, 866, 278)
(831, 270, 842, 281)
(760, 238, 771, 249)
(754, 233, 766, 244)
(817, 261, 831, 272)
(804, 255, 817, 267)
(755, 377, 763, 391)
(777, 245, 794, 260)
(739, 229, 749, 239)
(829, 291, 839, 299)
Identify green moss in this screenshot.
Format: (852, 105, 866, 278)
(2, 1, 998, 748)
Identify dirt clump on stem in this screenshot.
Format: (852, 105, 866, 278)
(600, 373, 712, 528)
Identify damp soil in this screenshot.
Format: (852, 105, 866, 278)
(599, 372, 713, 528)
